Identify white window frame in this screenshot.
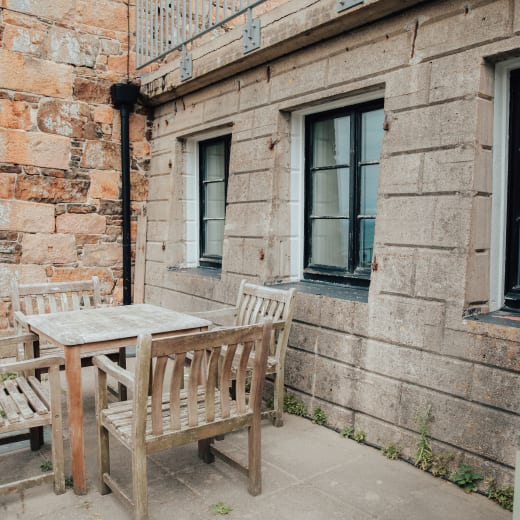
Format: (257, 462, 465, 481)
(183, 128, 231, 268)
(490, 58, 520, 311)
(289, 89, 385, 281)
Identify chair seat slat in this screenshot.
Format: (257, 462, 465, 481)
(4, 379, 35, 419)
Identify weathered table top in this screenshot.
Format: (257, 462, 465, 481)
(23, 304, 211, 346)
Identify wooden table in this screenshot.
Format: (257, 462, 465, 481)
(24, 304, 211, 495)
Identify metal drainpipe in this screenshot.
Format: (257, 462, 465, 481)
(110, 82, 140, 305)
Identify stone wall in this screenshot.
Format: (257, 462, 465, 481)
(0, 0, 150, 326)
(140, 0, 520, 486)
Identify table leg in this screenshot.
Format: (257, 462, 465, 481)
(64, 346, 87, 495)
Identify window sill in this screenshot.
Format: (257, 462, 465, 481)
(167, 266, 221, 279)
(272, 280, 368, 303)
(464, 308, 520, 329)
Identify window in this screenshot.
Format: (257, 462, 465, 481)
(504, 69, 520, 308)
(198, 135, 230, 268)
(303, 100, 384, 285)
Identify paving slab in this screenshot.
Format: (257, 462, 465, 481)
(0, 367, 512, 520)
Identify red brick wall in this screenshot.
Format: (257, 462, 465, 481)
(0, 0, 150, 319)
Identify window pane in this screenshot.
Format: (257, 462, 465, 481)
(204, 142, 226, 180)
(312, 168, 349, 216)
(361, 109, 384, 162)
(312, 116, 350, 168)
(358, 219, 375, 268)
(204, 181, 225, 218)
(311, 218, 349, 268)
(360, 165, 379, 215)
(203, 220, 224, 257)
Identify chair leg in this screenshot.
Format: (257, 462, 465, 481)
(247, 416, 262, 496)
(117, 348, 127, 401)
(49, 365, 65, 494)
(132, 447, 148, 520)
(29, 426, 44, 451)
(198, 439, 215, 464)
(272, 372, 284, 428)
(95, 369, 111, 495)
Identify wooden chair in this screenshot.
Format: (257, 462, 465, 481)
(93, 321, 272, 520)
(192, 280, 297, 426)
(0, 334, 65, 495)
(11, 276, 126, 368)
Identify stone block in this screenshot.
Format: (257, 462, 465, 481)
(0, 200, 54, 232)
(421, 145, 476, 194)
(4, 0, 76, 21)
(384, 61, 431, 111)
(21, 233, 77, 264)
(384, 99, 478, 155)
(312, 355, 358, 408)
(230, 136, 274, 174)
(369, 246, 415, 297)
(239, 73, 270, 112)
(77, 0, 128, 32)
(469, 195, 491, 251)
(56, 213, 106, 234)
(353, 371, 401, 424)
(0, 264, 47, 298)
(130, 172, 149, 201)
(414, 250, 466, 302)
(398, 383, 517, 467)
(414, 0, 511, 61)
(81, 140, 120, 170)
(429, 50, 485, 103)
(327, 31, 409, 89)
(465, 251, 489, 304)
(73, 77, 111, 104)
(0, 49, 72, 98)
(40, 26, 100, 67)
(367, 294, 444, 351)
(270, 59, 327, 103)
(376, 194, 471, 249)
(2, 23, 45, 55)
(0, 100, 31, 130)
(319, 296, 362, 334)
(0, 128, 70, 170)
(293, 291, 322, 326)
(202, 87, 240, 123)
(37, 100, 90, 138)
(82, 243, 122, 267)
(471, 365, 520, 415)
(378, 153, 421, 195)
(89, 170, 120, 200)
(284, 348, 316, 395)
(51, 267, 114, 291)
(362, 339, 473, 398)
(147, 174, 171, 201)
(15, 175, 89, 203)
(93, 106, 114, 124)
(224, 202, 270, 237)
(0, 174, 15, 198)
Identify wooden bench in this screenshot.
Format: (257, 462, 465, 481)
(93, 321, 272, 520)
(192, 280, 296, 426)
(0, 334, 65, 495)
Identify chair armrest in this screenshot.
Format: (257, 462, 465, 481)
(93, 354, 134, 388)
(0, 332, 38, 358)
(188, 307, 236, 326)
(0, 355, 64, 373)
(13, 310, 29, 328)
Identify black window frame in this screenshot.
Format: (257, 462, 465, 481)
(505, 69, 520, 308)
(198, 135, 231, 269)
(303, 99, 384, 286)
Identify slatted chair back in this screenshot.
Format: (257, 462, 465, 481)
(94, 322, 272, 519)
(233, 280, 296, 426)
(11, 277, 102, 321)
(0, 334, 65, 495)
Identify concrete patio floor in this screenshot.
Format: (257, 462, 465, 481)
(0, 367, 512, 520)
